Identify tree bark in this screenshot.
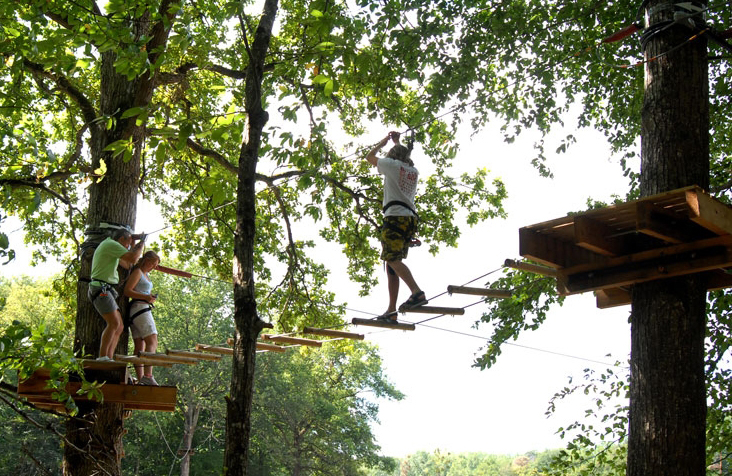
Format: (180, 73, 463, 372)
(63, 6, 177, 473)
(628, 1, 709, 475)
(224, 0, 279, 474)
(64, 49, 143, 476)
(179, 403, 200, 476)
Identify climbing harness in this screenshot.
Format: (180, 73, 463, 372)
(383, 200, 418, 218)
(88, 280, 117, 302)
(126, 298, 154, 328)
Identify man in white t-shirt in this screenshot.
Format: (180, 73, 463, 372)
(365, 131, 428, 321)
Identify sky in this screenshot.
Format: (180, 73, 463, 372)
(2, 120, 634, 458)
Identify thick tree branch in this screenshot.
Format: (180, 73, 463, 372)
(183, 138, 238, 175)
(158, 61, 276, 87)
(183, 134, 380, 226)
(128, 0, 179, 130)
(21, 59, 97, 125)
(0, 178, 72, 205)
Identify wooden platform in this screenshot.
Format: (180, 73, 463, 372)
(17, 367, 177, 412)
(519, 186, 732, 308)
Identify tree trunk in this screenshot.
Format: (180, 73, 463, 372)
(627, 1, 709, 475)
(179, 403, 200, 476)
(224, 1, 278, 475)
(64, 21, 151, 476)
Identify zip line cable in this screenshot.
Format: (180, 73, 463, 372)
(416, 322, 626, 369)
(263, 263, 625, 369)
(146, 199, 236, 236)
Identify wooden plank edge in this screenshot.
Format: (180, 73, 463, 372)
(447, 285, 511, 298)
(138, 352, 202, 364)
(166, 349, 222, 361)
(504, 259, 558, 277)
(302, 327, 365, 340)
(262, 334, 323, 347)
(351, 317, 416, 331)
(195, 344, 233, 355)
(402, 305, 465, 316)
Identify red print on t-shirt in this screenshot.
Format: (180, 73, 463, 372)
(399, 167, 418, 195)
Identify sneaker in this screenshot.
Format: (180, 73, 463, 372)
(139, 376, 159, 386)
(398, 291, 428, 312)
(96, 356, 115, 362)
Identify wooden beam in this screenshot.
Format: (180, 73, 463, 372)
(706, 269, 732, 291)
(19, 374, 177, 411)
(504, 259, 558, 277)
(79, 359, 128, 371)
(519, 227, 600, 269)
(561, 235, 732, 276)
(195, 344, 233, 355)
(261, 334, 323, 347)
(401, 305, 465, 316)
(595, 288, 632, 309)
(447, 285, 511, 298)
(166, 349, 222, 361)
(562, 245, 732, 294)
(255, 342, 287, 353)
(518, 227, 566, 268)
(22, 396, 177, 413)
(685, 187, 732, 235)
(223, 338, 287, 353)
(594, 269, 732, 309)
(94, 383, 177, 407)
(635, 201, 709, 244)
(303, 327, 365, 340)
(351, 318, 416, 331)
(138, 352, 201, 364)
(113, 354, 174, 367)
(574, 215, 629, 256)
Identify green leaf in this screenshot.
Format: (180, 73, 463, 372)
(120, 106, 147, 120)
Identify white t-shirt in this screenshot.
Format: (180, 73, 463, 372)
(377, 157, 419, 217)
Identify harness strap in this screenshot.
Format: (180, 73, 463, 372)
(126, 299, 153, 326)
(383, 200, 418, 219)
(89, 282, 116, 302)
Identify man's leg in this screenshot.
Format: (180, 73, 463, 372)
(99, 310, 123, 358)
(387, 259, 420, 295)
(386, 265, 400, 314)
